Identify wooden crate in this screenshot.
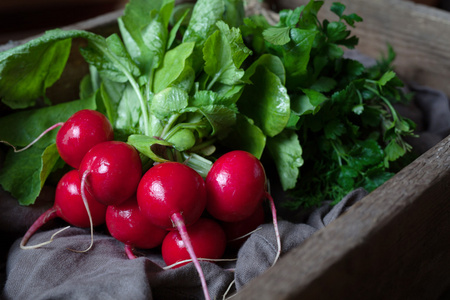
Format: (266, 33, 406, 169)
(3, 0, 450, 299)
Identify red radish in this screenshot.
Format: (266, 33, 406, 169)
(136, 162, 206, 229)
(56, 109, 114, 169)
(220, 203, 265, 250)
(206, 150, 266, 222)
(79, 141, 142, 207)
(1, 109, 113, 169)
(205, 150, 281, 264)
(20, 169, 107, 249)
(162, 218, 226, 268)
(105, 197, 168, 259)
(136, 162, 210, 300)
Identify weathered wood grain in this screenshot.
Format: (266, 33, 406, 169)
(234, 135, 450, 299)
(276, 0, 450, 97)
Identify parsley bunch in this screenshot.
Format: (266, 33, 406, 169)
(242, 1, 416, 208)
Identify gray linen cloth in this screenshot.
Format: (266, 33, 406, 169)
(2, 188, 367, 300)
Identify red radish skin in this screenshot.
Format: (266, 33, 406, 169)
(20, 169, 107, 249)
(206, 150, 266, 222)
(220, 203, 265, 250)
(136, 162, 210, 300)
(106, 197, 168, 259)
(56, 109, 114, 169)
(205, 150, 281, 265)
(137, 162, 206, 229)
(79, 141, 142, 207)
(162, 218, 226, 268)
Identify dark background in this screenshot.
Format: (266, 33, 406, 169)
(1, 0, 449, 45)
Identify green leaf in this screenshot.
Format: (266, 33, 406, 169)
(151, 87, 189, 119)
(0, 144, 61, 205)
(167, 128, 196, 151)
(239, 66, 290, 137)
(0, 29, 91, 109)
(221, 114, 266, 159)
(243, 54, 286, 85)
(266, 130, 303, 190)
(278, 28, 317, 84)
(330, 2, 345, 18)
(80, 33, 140, 83)
(203, 21, 251, 87)
(384, 139, 406, 164)
(378, 70, 396, 87)
(183, 0, 225, 71)
(127, 134, 172, 162)
(194, 104, 237, 137)
(153, 42, 195, 93)
(326, 21, 349, 42)
(263, 27, 291, 45)
(324, 119, 346, 140)
(118, 0, 173, 74)
(215, 21, 252, 68)
(113, 83, 144, 135)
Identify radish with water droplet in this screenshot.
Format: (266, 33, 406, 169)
(20, 169, 107, 249)
(162, 218, 226, 269)
(136, 162, 210, 300)
(106, 196, 168, 259)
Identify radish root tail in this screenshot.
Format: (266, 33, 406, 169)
(171, 212, 211, 300)
(125, 244, 137, 259)
(266, 192, 281, 266)
(20, 207, 60, 249)
(1, 122, 63, 153)
(69, 170, 95, 253)
(21, 225, 70, 249)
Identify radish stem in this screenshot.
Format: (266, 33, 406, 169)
(1, 122, 63, 152)
(171, 212, 211, 300)
(266, 192, 281, 266)
(70, 170, 94, 253)
(125, 244, 137, 259)
(20, 206, 68, 249)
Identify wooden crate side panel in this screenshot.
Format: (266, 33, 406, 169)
(234, 134, 450, 299)
(276, 0, 450, 97)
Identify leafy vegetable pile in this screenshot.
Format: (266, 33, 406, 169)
(0, 0, 415, 210)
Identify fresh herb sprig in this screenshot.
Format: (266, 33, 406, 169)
(247, 1, 416, 208)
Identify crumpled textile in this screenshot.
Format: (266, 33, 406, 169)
(2, 189, 367, 300)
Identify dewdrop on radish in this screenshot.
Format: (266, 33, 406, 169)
(105, 197, 168, 259)
(136, 162, 211, 300)
(20, 169, 107, 249)
(161, 218, 227, 269)
(205, 150, 281, 265)
(1, 109, 114, 169)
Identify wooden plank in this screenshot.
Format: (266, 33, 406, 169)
(275, 0, 450, 97)
(234, 133, 450, 299)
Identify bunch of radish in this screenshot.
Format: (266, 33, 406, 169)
(12, 109, 281, 300)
